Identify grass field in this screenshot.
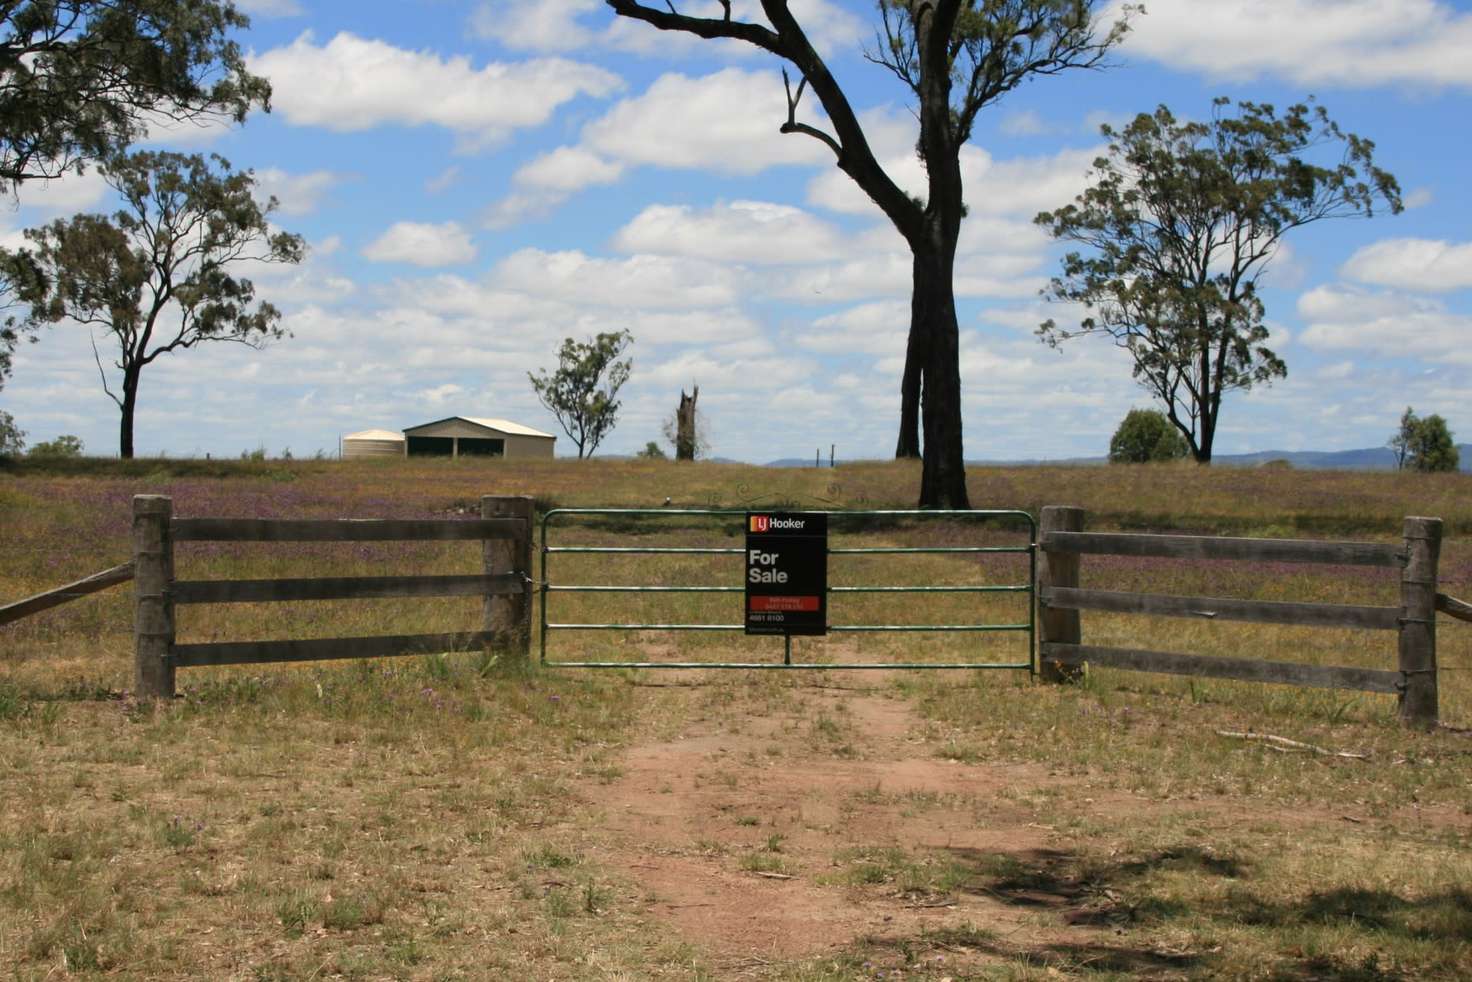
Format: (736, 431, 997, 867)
(2, 456, 1471, 979)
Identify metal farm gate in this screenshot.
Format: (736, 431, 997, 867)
(539, 508, 1037, 671)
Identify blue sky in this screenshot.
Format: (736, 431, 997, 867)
(3, 0, 1471, 462)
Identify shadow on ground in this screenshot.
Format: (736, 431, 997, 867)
(809, 844, 1472, 979)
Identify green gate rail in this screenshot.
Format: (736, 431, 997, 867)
(539, 508, 1037, 671)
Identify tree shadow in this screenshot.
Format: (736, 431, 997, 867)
(855, 844, 1472, 978)
(1228, 885, 1472, 944)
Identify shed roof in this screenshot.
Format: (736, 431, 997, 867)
(344, 429, 406, 441)
(402, 416, 555, 439)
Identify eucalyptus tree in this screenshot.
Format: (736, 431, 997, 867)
(15, 151, 304, 457)
(0, 0, 267, 189)
(607, 0, 1131, 507)
(528, 330, 634, 458)
(1036, 99, 1402, 463)
(0, 0, 270, 387)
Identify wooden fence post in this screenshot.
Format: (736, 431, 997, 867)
(1399, 516, 1442, 728)
(1039, 506, 1084, 683)
(133, 495, 175, 699)
(482, 495, 533, 661)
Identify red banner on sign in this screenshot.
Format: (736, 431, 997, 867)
(748, 595, 820, 613)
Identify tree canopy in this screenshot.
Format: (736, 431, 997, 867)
(0, 408, 22, 456)
(528, 330, 634, 459)
(0, 1, 269, 392)
(0, 1, 268, 190)
(12, 150, 304, 457)
(607, 0, 1131, 507)
(1392, 408, 1460, 473)
(1037, 98, 1402, 463)
(1108, 408, 1187, 464)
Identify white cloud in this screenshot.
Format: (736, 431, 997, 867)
(1109, 0, 1472, 88)
(1256, 240, 1308, 292)
(362, 221, 478, 267)
(425, 165, 462, 194)
(140, 111, 238, 148)
(1298, 284, 1472, 363)
(484, 147, 625, 228)
(771, 253, 911, 303)
(237, 0, 303, 17)
(471, 0, 600, 53)
(492, 248, 741, 309)
(253, 168, 340, 216)
(799, 301, 910, 357)
(485, 68, 833, 227)
(641, 346, 814, 391)
(1000, 110, 1051, 136)
(584, 68, 831, 176)
(965, 147, 1099, 218)
(251, 32, 622, 147)
(421, 383, 463, 405)
(470, 0, 865, 60)
(9, 169, 110, 215)
(1340, 238, 1472, 293)
(613, 200, 844, 265)
(520, 146, 625, 192)
(1403, 187, 1434, 210)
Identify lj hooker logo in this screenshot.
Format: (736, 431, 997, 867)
(749, 515, 807, 533)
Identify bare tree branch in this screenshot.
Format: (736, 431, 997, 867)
(89, 330, 122, 408)
(779, 68, 840, 159)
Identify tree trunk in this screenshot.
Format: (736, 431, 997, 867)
(119, 371, 139, 459)
(894, 307, 924, 458)
(914, 236, 970, 509)
(676, 386, 698, 461)
(1194, 398, 1216, 463)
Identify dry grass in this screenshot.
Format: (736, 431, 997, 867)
(3, 455, 1472, 978)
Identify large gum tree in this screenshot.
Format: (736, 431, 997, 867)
(606, 0, 1131, 507)
(15, 150, 304, 458)
(0, 0, 270, 388)
(1036, 99, 1402, 462)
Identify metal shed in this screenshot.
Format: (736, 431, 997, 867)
(341, 428, 407, 459)
(401, 417, 556, 459)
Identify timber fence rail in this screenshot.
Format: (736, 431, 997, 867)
(0, 561, 135, 627)
(132, 494, 533, 699)
(1037, 506, 1447, 728)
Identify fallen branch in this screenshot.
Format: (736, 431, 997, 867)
(1216, 730, 1370, 760)
(751, 871, 795, 880)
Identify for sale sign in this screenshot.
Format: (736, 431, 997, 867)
(745, 512, 827, 636)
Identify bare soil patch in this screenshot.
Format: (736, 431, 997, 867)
(592, 677, 1472, 977)
(596, 682, 1103, 962)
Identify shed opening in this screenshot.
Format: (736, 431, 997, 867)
(459, 438, 505, 457)
(407, 436, 454, 457)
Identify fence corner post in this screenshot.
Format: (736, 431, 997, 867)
(1038, 505, 1085, 683)
(133, 494, 175, 700)
(1399, 515, 1442, 729)
(482, 495, 534, 662)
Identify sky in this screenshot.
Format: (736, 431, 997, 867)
(2, 0, 1471, 463)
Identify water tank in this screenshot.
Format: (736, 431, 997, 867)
(341, 429, 406, 459)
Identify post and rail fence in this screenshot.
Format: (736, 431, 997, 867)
(2, 496, 1468, 726)
(130, 494, 533, 699)
(1036, 505, 1466, 728)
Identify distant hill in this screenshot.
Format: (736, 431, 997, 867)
(1181, 444, 1469, 472)
(766, 445, 1472, 472)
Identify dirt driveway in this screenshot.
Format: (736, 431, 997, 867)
(589, 679, 1269, 976)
